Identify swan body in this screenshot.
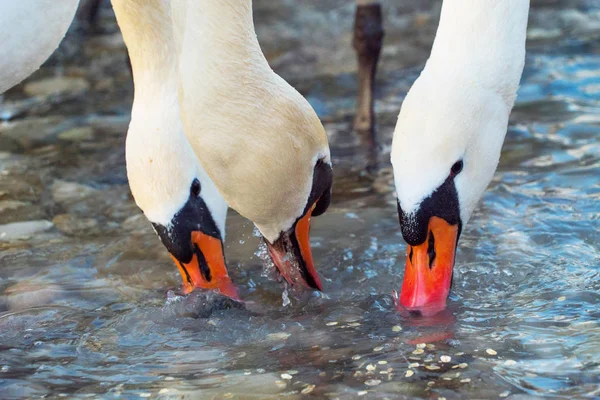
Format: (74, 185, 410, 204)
(0, 0, 80, 94)
(112, 0, 236, 299)
(391, 0, 530, 313)
(172, 0, 333, 290)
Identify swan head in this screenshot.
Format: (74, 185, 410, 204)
(391, 73, 513, 315)
(177, 63, 333, 291)
(126, 118, 237, 300)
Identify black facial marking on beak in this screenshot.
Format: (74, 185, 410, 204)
(308, 159, 333, 217)
(427, 230, 436, 269)
(178, 261, 192, 284)
(193, 243, 212, 282)
(151, 179, 222, 265)
(397, 175, 462, 246)
(294, 158, 333, 289)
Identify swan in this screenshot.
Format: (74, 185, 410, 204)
(171, 0, 333, 291)
(392, 0, 530, 314)
(111, 0, 238, 299)
(0, 0, 80, 94)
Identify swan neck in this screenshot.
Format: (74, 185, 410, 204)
(426, 0, 530, 99)
(112, 0, 177, 90)
(180, 0, 267, 70)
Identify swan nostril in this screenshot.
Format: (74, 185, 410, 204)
(409, 246, 414, 264)
(451, 160, 464, 176)
(427, 230, 436, 269)
(409, 309, 422, 317)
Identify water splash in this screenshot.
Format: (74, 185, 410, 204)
(281, 283, 291, 307)
(255, 238, 278, 282)
(165, 289, 185, 305)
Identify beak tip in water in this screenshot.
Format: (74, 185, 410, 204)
(218, 279, 241, 302)
(171, 231, 241, 302)
(396, 216, 458, 316)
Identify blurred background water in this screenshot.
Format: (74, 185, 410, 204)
(0, 0, 599, 398)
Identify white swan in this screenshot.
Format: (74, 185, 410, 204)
(0, 0, 80, 94)
(111, 0, 237, 299)
(391, 0, 530, 314)
(171, 0, 333, 291)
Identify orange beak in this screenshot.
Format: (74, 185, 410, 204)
(171, 231, 240, 301)
(397, 216, 458, 316)
(266, 202, 323, 291)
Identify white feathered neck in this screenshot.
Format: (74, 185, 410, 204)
(113, 0, 226, 234)
(426, 0, 529, 108)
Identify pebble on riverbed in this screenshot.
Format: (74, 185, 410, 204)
(53, 213, 99, 236)
(58, 126, 95, 142)
(266, 332, 290, 341)
(24, 76, 90, 97)
(0, 220, 54, 241)
(275, 380, 287, 389)
(301, 385, 315, 394)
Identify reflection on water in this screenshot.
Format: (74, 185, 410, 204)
(0, 1, 599, 398)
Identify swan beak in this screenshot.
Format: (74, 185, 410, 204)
(398, 216, 458, 315)
(265, 203, 323, 291)
(171, 231, 240, 301)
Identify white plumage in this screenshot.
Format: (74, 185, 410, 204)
(392, 0, 530, 226)
(0, 0, 80, 94)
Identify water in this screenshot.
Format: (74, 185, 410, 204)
(0, 1, 599, 398)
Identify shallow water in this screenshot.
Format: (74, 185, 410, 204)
(0, 1, 599, 399)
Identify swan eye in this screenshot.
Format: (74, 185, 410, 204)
(450, 160, 463, 177)
(190, 179, 201, 197)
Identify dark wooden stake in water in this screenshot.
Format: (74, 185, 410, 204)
(353, 2, 384, 150)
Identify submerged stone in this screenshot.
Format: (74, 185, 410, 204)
(0, 220, 53, 241)
(52, 213, 99, 236)
(24, 76, 89, 97)
(58, 126, 95, 142)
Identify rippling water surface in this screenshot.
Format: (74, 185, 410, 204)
(0, 1, 599, 398)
